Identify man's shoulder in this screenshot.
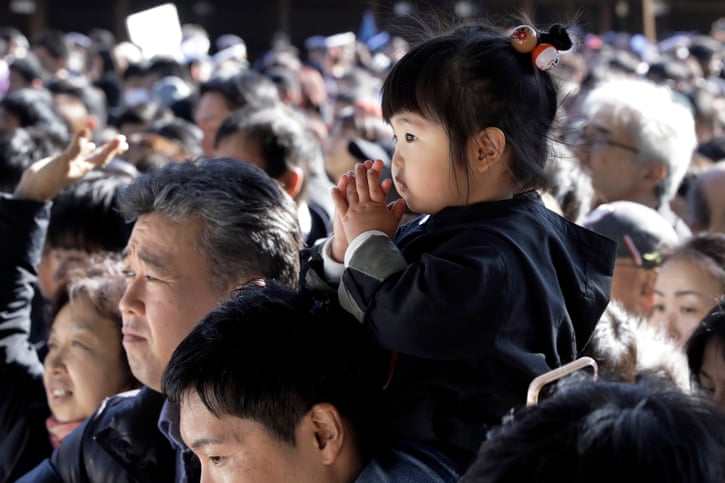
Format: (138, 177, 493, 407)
(54, 387, 174, 482)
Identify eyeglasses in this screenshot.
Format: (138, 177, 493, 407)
(575, 129, 639, 154)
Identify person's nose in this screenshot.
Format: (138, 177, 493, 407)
(119, 276, 145, 318)
(44, 346, 67, 374)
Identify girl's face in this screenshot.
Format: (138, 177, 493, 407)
(389, 111, 465, 214)
(698, 337, 725, 410)
(650, 257, 723, 346)
(43, 296, 131, 422)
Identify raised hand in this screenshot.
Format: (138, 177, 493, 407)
(14, 128, 128, 202)
(332, 159, 406, 250)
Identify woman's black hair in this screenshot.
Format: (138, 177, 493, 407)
(686, 301, 725, 389)
(381, 20, 572, 198)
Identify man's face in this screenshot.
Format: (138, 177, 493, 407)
(180, 391, 329, 483)
(195, 91, 231, 156)
(120, 213, 222, 391)
(610, 258, 658, 318)
(574, 108, 644, 203)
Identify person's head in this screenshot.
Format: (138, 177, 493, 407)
(687, 302, 725, 410)
(163, 282, 385, 483)
(38, 171, 134, 299)
(583, 201, 679, 317)
(574, 78, 697, 208)
(214, 104, 319, 202)
(0, 126, 62, 193)
(31, 29, 69, 77)
(7, 54, 45, 92)
(0, 87, 70, 144)
(43, 255, 139, 423)
(195, 71, 280, 155)
(651, 232, 725, 346)
(460, 377, 725, 483)
(380, 21, 571, 214)
(46, 78, 107, 137)
(323, 105, 393, 183)
(118, 158, 302, 391)
(687, 161, 725, 234)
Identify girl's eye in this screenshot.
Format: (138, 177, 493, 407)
(652, 304, 664, 313)
(680, 306, 698, 315)
(405, 133, 416, 142)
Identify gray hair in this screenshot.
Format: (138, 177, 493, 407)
(118, 158, 302, 293)
(579, 78, 697, 204)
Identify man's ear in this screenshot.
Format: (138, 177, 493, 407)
(278, 166, 304, 200)
(470, 127, 507, 173)
(638, 162, 667, 191)
(309, 403, 345, 465)
(640, 267, 660, 314)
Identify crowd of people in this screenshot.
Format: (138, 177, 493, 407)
(1, 9, 725, 483)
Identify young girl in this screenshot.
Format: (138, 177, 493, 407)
(303, 21, 617, 474)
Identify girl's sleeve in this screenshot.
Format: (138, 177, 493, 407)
(340, 232, 513, 360)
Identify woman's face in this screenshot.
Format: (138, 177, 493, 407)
(43, 296, 131, 422)
(698, 337, 725, 410)
(651, 257, 723, 346)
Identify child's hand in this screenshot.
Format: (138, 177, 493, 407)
(14, 128, 128, 202)
(332, 159, 406, 243)
(330, 173, 351, 262)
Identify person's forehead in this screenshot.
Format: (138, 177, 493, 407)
(126, 213, 205, 265)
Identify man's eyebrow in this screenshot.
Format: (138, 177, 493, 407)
(122, 247, 170, 274)
(190, 437, 223, 450)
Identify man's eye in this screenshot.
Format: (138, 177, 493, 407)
(209, 456, 225, 466)
(405, 133, 416, 142)
(121, 269, 135, 278)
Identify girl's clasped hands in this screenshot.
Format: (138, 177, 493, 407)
(329, 159, 407, 262)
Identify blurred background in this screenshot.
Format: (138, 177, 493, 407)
(3, 0, 725, 61)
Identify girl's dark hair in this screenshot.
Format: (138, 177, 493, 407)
(382, 21, 572, 196)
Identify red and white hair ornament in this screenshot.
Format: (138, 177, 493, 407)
(510, 24, 561, 71)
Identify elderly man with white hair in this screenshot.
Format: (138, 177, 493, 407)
(574, 77, 698, 239)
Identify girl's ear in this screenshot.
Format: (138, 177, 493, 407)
(471, 127, 507, 172)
